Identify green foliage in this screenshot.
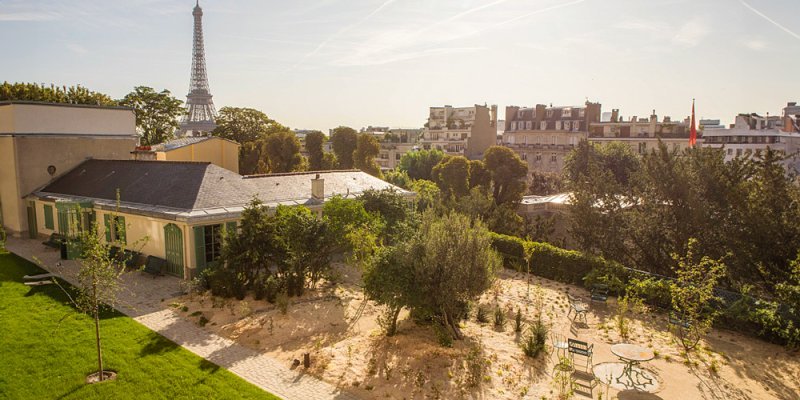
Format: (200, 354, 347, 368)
(409, 179, 441, 211)
(483, 146, 528, 206)
(398, 149, 445, 181)
(383, 169, 412, 189)
(0, 81, 116, 105)
(359, 189, 410, 236)
(670, 238, 727, 352)
(432, 156, 471, 199)
(214, 200, 334, 299)
(528, 171, 565, 195)
(323, 195, 381, 250)
(468, 160, 491, 190)
(493, 305, 506, 329)
(514, 308, 523, 333)
(330, 126, 359, 169)
(119, 86, 184, 146)
(475, 306, 488, 323)
(521, 319, 548, 358)
(263, 130, 306, 172)
(354, 133, 382, 177)
(363, 245, 414, 336)
(305, 130, 328, 171)
(213, 107, 288, 144)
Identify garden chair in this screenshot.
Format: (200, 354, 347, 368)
(590, 284, 609, 303)
(567, 294, 588, 324)
(567, 338, 594, 371)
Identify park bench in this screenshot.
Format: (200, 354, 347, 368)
(143, 255, 167, 277)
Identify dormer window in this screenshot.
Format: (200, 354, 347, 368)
(579, 109, 586, 118)
(562, 108, 572, 118)
(546, 109, 554, 118)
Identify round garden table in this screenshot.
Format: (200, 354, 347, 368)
(610, 343, 655, 388)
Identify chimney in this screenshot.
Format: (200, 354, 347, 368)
(311, 173, 324, 200)
(611, 109, 619, 123)
(650, 109, 657, 123)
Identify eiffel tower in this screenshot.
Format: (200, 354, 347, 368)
(179, 0, 217, 137)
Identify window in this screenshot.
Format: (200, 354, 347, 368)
(511, 121, 517, 131)
(524, 121, 531, 130)
(579, 109, 586, 118)
(736, 148, 742, 157)
(573, 121, 581, 131)
(395, 153, 401, 160)
(540, 121, 547, 130)
(727, 148, 733, 155)
(518, 110, 524, 118)
(104, 214, 127, 244)
(204, 224, 223, 263)
(638, 142, 647, 154)
(550, 153, 557, 163)
(555, 121, 562, 130)
(521, 153, 527, 160)
(563, 121, 571, 131)
(562, 108, 572, 118)
(535, 153, 542, 161)
(546, 109, 554, 118)
(43, 204, 54, 230)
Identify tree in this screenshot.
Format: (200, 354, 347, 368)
(213, 107, 288, 144)
(528, 171, 565, 195)
(469, 160, 491, 191)
(399, 149, 445, 181)
(305, 130, 328, 171)
(330, 126, 359, 169)
(323, 195, 383, 250)
(119, 86, 184, 146)
(239, 141, 269, 175)
(670, 238, 727, 352)
(354, 133, 382, 177)
(409, 179, 440, 211)
(264, 130, 306, 173)
(483, 146, 528, 206)
(0, 81, 116, 105)
(411, 211, 501, 341)
(273, 205, 334, 295)
(363, 243, 416, 336)
(432, 156, 471, 199)
(383, 169, 412, 189)
(359, 189, 410, 237)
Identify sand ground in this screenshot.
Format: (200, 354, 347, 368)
(172, 265, 800, 400)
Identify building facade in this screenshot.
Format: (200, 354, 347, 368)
(588, 110, 692, 155)
(0, 101, 137, 237)
(132, 136, 240, 173)
(502, 102, 601, 174)
(376, 128, 422, 170)
(421, 104, 498, 159)
(702, 108, 800, 173)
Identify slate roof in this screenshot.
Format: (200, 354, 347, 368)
(148, 136, 240, 152)
(32, 159, 411, 222)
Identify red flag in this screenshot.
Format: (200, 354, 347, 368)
(689, 99, 697, 147)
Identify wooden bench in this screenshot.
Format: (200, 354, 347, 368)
(143, 255, 167, 277)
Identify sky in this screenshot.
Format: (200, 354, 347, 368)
(1, 0, 799, 131)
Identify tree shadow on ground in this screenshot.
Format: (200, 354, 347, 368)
(617, 390, 664, 400)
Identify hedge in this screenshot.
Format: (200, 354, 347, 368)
(488, 232, 619, 285)
(488, 232, 800, 347)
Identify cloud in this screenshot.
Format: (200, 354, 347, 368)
(740, 0, 800, 41)
(742, 38, 767, 51)
(67, 43, 89, 55)
(671, 18, 710, 47)
(0, 11, 60, 21)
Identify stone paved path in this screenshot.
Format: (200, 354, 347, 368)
(6, 237, 358, 400)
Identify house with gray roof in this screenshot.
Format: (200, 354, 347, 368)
(26, 159, 412, 279)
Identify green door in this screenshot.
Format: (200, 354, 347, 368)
(164, 224, 184, 278)
(26, 202, 38, 239)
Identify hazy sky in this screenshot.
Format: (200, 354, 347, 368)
(2, 0, 799, 131)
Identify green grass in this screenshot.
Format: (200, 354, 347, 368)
(0, 251, 280, 400)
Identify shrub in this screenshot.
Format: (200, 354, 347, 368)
(522, 319, 548, 358)
(514, 308, 523, 333)
(475, 306, 488, 323)
(494, 306, 506, 329)
(263, 275, 280, 303)
(276, 291, 289, 314)
(433, 321, 453, 347)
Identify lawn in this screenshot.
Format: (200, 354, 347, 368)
(0, 250, 280, 400)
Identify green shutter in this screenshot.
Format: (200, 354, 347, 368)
(117, 216, 127, 244)
(103, 214, 112, 242)
(193, 226, 206, 270)
(43, 205, 54, 230)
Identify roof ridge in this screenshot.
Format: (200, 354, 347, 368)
(243, 169, 360, 179)
(86, 159, 213, 166)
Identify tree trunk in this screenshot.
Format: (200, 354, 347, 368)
(443, 310, 462, 340)
(94, 305, 103, 381)
(387, 306, 401, 336)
